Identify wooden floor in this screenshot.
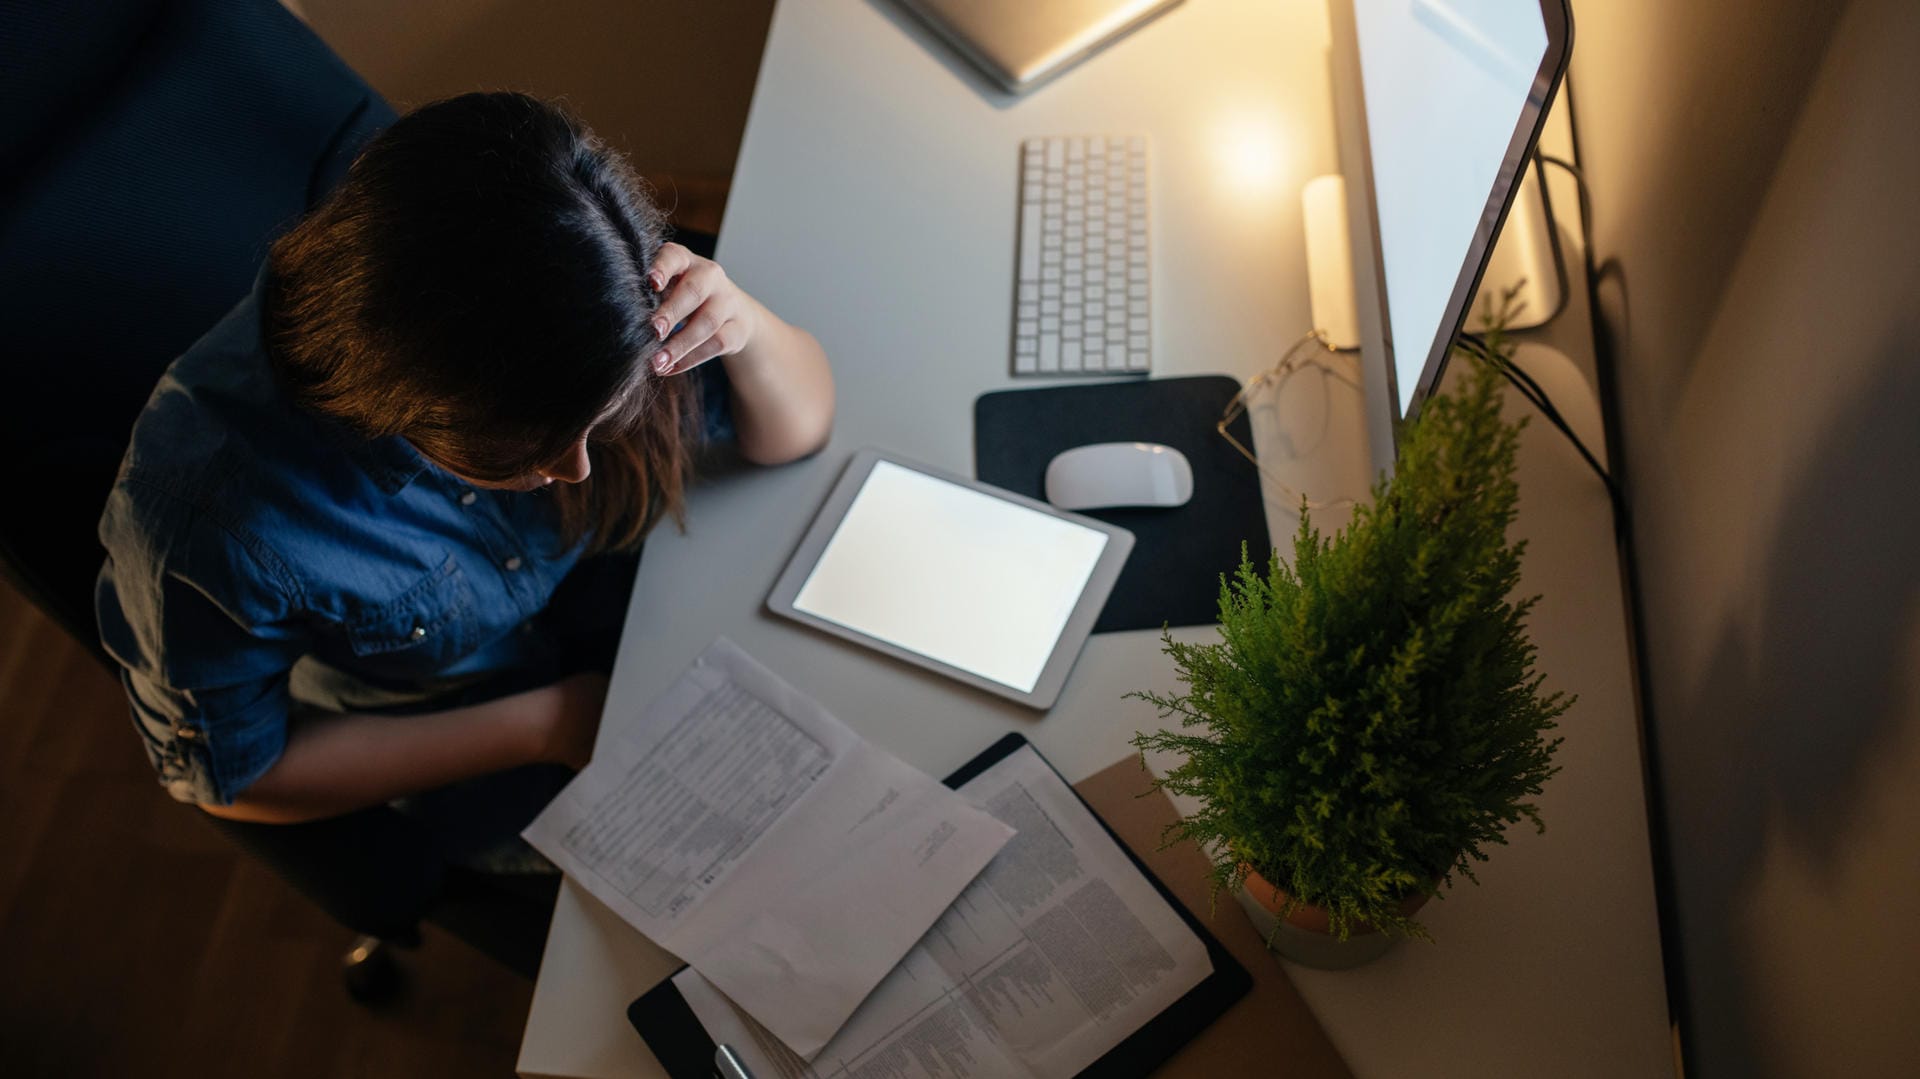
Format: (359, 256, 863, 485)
(0, 581, 533, 1077)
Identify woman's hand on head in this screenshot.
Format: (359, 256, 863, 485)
(646, 242, 835, 465)
(535, 670, 611, 771)
(646, 243, 764, 376)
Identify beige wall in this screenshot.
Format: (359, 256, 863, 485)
(1574, 0, 1920, 1075)
(289, 0, 774, 231)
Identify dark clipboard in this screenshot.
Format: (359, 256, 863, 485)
(628, 733, 1252, 1078)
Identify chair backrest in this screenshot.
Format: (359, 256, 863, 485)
(0, 0, 393, 654)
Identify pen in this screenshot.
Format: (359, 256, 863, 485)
(714, 1044, 756, 1079)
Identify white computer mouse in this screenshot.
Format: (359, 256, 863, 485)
(1044, 442, 1193, 510)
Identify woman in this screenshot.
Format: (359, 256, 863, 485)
(95, 93, 833, 834)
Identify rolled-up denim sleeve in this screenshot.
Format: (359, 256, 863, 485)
(116, 662, 293, 806)
(97, 486, 307, 806)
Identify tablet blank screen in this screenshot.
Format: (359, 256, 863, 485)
(792, 461, 1110, 692)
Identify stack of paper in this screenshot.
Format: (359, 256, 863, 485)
(524, 638, 1015, 1057)
(673, 743, 1214, 1078)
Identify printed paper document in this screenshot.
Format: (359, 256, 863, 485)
(672, 744, 1213, 1078)
(523, 638, 1014, 1057)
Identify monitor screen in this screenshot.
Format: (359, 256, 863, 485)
(1347, 0, 1568, 419)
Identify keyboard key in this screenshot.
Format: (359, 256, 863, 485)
(1039, 335, 1060, 372)
(1018, 283, 1039, 302)
(1128, 351, 1149, 372)
(1018, 203, 1042, 280)
(1016, 320, 1038, 337)
(1107, 343, 1127, 369)
(1063, 340, 1083, 371)
(1017, 302, 1038, 319)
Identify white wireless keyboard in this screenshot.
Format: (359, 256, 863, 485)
(1012, 135, 1151, 376)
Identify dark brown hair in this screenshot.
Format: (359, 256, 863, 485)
(265, 92, 695, 553)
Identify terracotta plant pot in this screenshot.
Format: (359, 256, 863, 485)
(1235, 865, 1433, 970)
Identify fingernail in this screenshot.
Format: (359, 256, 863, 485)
(651, 318, 668, 340)
(653, 351, 672, 373)
(648, 271, 665, 291)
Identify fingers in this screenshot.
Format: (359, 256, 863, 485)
(649, 257, 723, 346)
(651, 255, 753, 375)
(646, 242, 693, 293)
(660, 312, 745, 375)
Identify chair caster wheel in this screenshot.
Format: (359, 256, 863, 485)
(342, 934, 404, 1003)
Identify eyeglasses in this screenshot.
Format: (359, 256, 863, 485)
(1217, 329, 1359, 512)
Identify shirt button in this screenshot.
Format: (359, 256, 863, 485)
(459, 490, 477, 506)
(173, 724, 199, 741)
(410, 624, 428, 640)
(504, 556, 524, 572)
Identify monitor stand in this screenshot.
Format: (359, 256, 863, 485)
(1473, 160, 1564, 331)
(1307, 162, 1565, 345)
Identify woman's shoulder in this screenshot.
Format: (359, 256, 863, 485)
(108, 284, 382, 595)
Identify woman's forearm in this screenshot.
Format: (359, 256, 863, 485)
(723, 297, 835, 465)
(199, 676, 594, 825)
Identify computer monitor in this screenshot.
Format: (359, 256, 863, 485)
(1328, 0, 1573, 466)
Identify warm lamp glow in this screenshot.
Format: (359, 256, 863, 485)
(1212, 111, 1289, 198)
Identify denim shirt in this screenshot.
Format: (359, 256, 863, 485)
(96, 271, 731, 806)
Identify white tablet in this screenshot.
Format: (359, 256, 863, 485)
(767, 448, 1134, 710)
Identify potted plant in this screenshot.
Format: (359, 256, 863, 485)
(1130, 327, 1569, 969)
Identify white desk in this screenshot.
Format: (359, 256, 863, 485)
(519, 2, 1674, 1076)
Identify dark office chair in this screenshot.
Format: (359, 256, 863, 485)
(0, 0, 558, 997)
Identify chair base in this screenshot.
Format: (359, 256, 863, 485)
(342, 934, 405, 1004)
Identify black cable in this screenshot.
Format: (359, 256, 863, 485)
(1545, 104, 1696, 1076)
(1456, 331, 1621, 508)
(1441, 147, 1625, 511)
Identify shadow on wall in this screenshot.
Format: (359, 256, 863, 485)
(1574, 1, 1847, 439)
(1664, 314, 1920, 1077)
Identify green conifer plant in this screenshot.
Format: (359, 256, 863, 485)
(1130, 324, 1568, 942)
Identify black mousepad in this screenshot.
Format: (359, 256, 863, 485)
(974, 376, 1269, 633)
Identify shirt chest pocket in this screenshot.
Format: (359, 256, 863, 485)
(343, 555, 477, 672)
